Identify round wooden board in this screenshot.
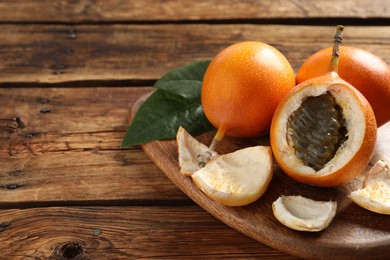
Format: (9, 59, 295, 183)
(131, 94, 390, 259)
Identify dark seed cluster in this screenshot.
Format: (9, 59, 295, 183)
(287, 93, 348, 171)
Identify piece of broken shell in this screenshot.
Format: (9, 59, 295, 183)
(349, 160, 390, 215)
(272, 195, 337, 232)
(191, 146, 273, 206)
(177, 126, 218, 176)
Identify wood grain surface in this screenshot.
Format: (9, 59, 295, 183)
(0, 0, 388, 22)
(0, 87, 187, 206)
(0, 25, 388, 83)
(0, 206, 295, 259)
(1, 0, 389, 259)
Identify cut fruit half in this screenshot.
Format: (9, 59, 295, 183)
(272, 195, 337, 232)
(192, 146, 273, 206)
(270, 26, 377, 187)
(177, 126, 218, 176)
(349, 160, 390, 215)
(270, 82, 377, 187)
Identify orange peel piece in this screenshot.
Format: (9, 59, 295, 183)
(349, 160, 390, 215)
(192, 146, 273, 206)
(176, 126, 218, 176)
(272, 195, 337, 232)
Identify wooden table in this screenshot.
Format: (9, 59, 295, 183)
(0, 1, 389, 259)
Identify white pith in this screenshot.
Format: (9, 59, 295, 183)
(349, 160, 390, 214)
(177, 126, 218, 176)
(191, 146, 273, 206)
(274, 83, 366, 176)
(272, 195, 337, 231)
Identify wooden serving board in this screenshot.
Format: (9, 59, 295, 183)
(131, 94, 390, 259)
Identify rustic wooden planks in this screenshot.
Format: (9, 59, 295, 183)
(0, 87, 189, 206)
(0, 87, 149, 134)
(0, 1, 389, 258)
(0, 25, 388, 83)
(0, 0, 388, 22)
(0, 206, 296, 259)
(0, 149, 190, 206)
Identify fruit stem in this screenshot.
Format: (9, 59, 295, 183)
(198, 127, 225, 167)
(328, 25, 344, 73)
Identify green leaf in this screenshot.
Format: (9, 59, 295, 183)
(154, 60, 211, 101)
(121, 60, 214, 147)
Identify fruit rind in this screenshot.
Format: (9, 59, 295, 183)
(272, 195, 337, 232)
(349, 160, 390, 215)
(201, 41, 295, 138)
(192, 146, 273, 206)
(177, 126, 218, 176)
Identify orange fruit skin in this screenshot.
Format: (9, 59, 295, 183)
(296, 46, 390, 127)
(271, 72, 377, 187)
(202, 41, 295, 138)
